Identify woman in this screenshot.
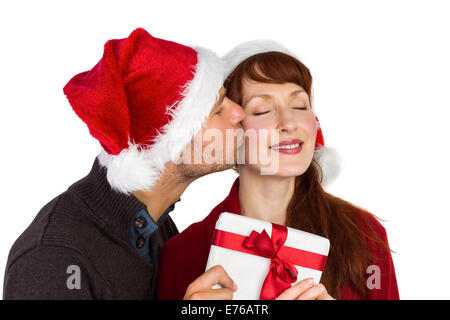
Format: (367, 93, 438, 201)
(157, 41, 399, 300)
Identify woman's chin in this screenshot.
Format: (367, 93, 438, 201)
(273, 166, 307, 177)
(246, 164, 308, 177)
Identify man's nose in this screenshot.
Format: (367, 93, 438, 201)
(226, 99, 246, 126)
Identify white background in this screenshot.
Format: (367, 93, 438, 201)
(1, 0, 449, 299)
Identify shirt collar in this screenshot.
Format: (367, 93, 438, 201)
(130, 201, 179, 263)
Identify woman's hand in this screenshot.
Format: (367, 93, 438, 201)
(183, 265, 238, 300)
(275, 278, 335, 300)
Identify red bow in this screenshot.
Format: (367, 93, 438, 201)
(243, 224, 298, 299)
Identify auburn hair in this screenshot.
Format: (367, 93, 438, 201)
(224, 51, 391, 299)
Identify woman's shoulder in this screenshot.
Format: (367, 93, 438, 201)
(345, 204, 394, 263)
(348, 204, 388, 242)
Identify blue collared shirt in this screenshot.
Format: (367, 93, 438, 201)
(129, 200, 179, 265)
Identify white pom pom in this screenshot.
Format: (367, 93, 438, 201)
(314, 146, 343, 187)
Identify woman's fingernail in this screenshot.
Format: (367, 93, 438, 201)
(233, 282, 238, 291)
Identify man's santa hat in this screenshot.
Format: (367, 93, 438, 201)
(222, 40, 342, 187)
(64, 28, 225, 194)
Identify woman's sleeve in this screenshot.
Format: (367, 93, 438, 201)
(367, 224, 400, 300)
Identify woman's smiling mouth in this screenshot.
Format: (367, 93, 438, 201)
(270, 139, 303, 154)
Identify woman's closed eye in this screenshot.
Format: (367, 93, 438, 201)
(253, 106, 307, 115)
(253, 110, 270, 116)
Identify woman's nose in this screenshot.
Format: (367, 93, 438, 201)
(278, 109, 298, 133)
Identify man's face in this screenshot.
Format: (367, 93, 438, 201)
(177, 86, 246, 178)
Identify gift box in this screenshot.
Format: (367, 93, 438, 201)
(205, 212, 330, 300)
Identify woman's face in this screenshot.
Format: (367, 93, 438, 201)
(239, 79, 317, 176)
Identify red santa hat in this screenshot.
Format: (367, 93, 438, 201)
(222, 40, 342, 187)
(64, 28, 225, 194)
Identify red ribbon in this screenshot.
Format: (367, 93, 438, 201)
(211, 224, 327, 300)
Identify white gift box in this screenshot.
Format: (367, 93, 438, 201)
(205, 212, 330, 300)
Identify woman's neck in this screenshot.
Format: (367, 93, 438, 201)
(238, 166, 295, 225)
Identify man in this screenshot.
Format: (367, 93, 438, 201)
(3, 28, 244, 299)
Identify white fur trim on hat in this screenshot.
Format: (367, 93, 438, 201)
(223, 40, 296, 77)
(98, 47, 225, 194)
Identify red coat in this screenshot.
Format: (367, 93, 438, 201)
(157, 178, 399, 300)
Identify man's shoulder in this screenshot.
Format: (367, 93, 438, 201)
(6, 188, 93, 269)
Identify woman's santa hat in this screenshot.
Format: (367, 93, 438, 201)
(222, 40, 342, 187)
(64, 28, 225, 194)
